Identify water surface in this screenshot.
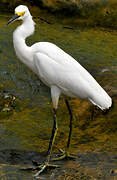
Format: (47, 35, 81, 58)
(0, 14, 117, 179)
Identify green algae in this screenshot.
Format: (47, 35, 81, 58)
(0, 12, 116, 160)
(0, 11, 117, 180)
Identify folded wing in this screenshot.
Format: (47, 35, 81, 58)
(34, 50, 112, 110)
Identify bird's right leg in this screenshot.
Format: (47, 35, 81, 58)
(33, 108, 59, 178)
(47, 108, 58, 161)
(33, 86, 61, 177)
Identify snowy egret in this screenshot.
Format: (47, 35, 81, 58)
(7, 5, 112, 177)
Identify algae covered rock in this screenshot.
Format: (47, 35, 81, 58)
(1, 0, 117, 28)
(35, 0, 109, 13)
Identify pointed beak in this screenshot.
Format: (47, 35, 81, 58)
(6, 14, 20, 25)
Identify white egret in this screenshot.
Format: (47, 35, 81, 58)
(7, 5, 112, 177)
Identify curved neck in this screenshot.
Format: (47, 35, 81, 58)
(13, 15, 36, 71)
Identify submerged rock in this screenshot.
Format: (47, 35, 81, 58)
(1, 0, 117, 28)
(0, 91, 16, 112)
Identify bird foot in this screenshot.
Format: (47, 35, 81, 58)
(20, 161, 59, 178)
(52, 149, 76, 161)
(33, 162, 59, 178)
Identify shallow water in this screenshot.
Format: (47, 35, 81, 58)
(0, 14, 117, 179)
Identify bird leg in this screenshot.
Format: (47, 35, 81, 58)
(33, 108, 59, 178)
(47, 108, 58, 159)
(52, 99, 76, 161)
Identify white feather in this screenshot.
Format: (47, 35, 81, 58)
(11, 5, 112, 110)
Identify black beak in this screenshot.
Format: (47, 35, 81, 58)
(6, 14, 20, 25)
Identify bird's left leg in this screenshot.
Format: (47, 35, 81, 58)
(53, 99, 76, 161)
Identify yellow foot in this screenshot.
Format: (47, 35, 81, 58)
(52, 149, 76, 161)
(33, 163, 59, 178)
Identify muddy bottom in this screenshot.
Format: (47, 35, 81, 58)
(0, 149, 117, 180)
(0, 13, 117, 180)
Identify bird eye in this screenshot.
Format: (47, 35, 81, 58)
(15, 11, 25, 17)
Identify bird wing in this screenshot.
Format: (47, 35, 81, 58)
(33, 51, 112, 110)
(34, 52, 90, 96)
(32, 42, 82, 68)
(32, 42, 104, 93)
(32, 42, 109, 95)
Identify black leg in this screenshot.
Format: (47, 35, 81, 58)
(47, 108, 58, 161)
(90, 105, 94, 121)
(33, 108, 58, 177)
(52, 99, 76, 161)
(65, 99, 73, 151)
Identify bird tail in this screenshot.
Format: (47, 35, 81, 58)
(88, 92, 112, 110)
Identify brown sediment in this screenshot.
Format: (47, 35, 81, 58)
(0, 12, 117, 179)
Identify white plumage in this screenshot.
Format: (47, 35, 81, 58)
(9, 5, 111, 110)
(7, 5, 112, 177)
(33, 43, 111, 110)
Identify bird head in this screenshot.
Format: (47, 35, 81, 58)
(7, 5, 30, 25)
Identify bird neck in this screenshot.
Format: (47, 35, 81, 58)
(13, 15, 36, 72)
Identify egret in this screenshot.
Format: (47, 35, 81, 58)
(7, 5, 112, 177)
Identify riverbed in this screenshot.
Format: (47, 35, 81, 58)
(0, 14, 117, 179)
